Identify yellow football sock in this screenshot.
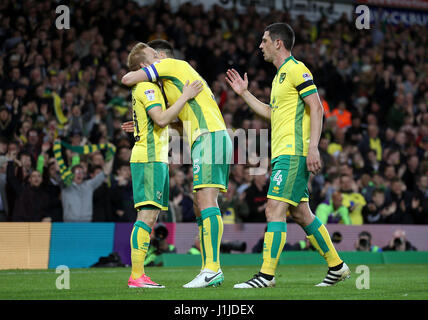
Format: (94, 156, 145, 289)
(201, 207, 223, 272)
(130, 221, 151, 279)
(304, 216, 342, 268)
(260, 222, 287, 276)
(196, 216, 206, 270)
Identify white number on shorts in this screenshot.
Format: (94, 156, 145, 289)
(193, 159, 200, 174)
(273, 170, 283, 186)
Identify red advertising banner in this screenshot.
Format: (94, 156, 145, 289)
(357, 0, 428, 10)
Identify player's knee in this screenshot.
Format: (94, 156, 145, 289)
(265, 201, 283, 222)
(290, 203, 314, 225)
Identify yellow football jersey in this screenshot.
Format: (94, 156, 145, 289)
(130, 82, 168, 163)
(143, 58, 226, 146)
(270, 56, 318, 159)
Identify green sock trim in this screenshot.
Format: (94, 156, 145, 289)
(134, 220, 152, 235)
(131, 225, 140, 250)
(271, 231, 282, 259)
(304, 217, 329, 253)
(303, 216, 322, 235)
(210, 215, 220, 262)
(201, 207, 220, 220)
(267, 221, 287, 233)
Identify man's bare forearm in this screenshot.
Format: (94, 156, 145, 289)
(304, 93, 324, 149)
(121, 69, 148, 87)
(240, 90, 271, 120)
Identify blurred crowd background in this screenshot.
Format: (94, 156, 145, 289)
(1, 0, 427, 225)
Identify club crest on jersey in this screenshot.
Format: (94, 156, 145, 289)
(279, 73, 286, 83)
(302, 73, 312, 81)
(144, 89, 156, 101)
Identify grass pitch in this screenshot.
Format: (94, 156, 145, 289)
(1, 264, 427, 300)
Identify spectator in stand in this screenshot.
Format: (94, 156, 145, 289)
(362, 188, 395, 224)
(22, 128, 41, 166)
(40, 160, 63, 222)
(331, 100, 352, 130)
(110, 163, 135, 222)
(384, 178, 414, 224)
(61, 158, 113, 222)
(7, 161, 51, 222)
(218, 180, 249, 224)
(339, 174, 366, 225)
(411, 175, 428, 224)
(363, 149, 381, 176)
(387, 94, 406, 131)
(236, 166, 253, 195)
(345, 114, 364, 146)
(401, 155, 419, 193)
(169, 168, 194, 222)
(243, 173, 268, 222)
(359, 124, 383, 163)
(0, 106, 18, 141)
(316, 191, 351, 225)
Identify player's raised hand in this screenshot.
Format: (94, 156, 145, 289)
(182, 80, 203, 100)
(225, 69, 248, 96)
(121, 121, 134, 133)
(306, 145, 322, 175)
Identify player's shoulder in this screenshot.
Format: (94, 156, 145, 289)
(287, 58, 313, 84)
(287, 57, 311, 73)
(134, 81, 160, 93)
(158, 58, 185, 66)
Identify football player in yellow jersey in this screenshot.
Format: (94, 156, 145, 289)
(125, 42, 203, 288)
(122, 41, 232, 288)
(226, 23, 350, 288)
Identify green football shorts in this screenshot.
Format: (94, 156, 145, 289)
(267, 155, 310, 206)
(191, 130, 232, 193)
(130, 162, 169, 210)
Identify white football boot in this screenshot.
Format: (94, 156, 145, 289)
(182, 268, 224, 288)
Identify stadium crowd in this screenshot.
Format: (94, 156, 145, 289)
(0, 0, 427, 225)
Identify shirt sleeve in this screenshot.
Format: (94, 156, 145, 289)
(142, 58, 174, 82)
(87, 171, 106, 190)
(134, 84, 164, 112)
(289, 63, 318, 98)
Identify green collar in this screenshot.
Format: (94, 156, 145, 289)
(276, 55, 293, 75)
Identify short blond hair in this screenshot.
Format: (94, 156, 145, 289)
(127, 42, 149, 71)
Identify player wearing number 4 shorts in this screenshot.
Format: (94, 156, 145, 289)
(226, 23, 350, 289)
(125, 42, 203, 289)
(122, 40, 233, 288)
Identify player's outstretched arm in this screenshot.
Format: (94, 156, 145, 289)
(225, 68, 271, 120)
(303, 92, 324, 175)
(121, 69, 149, 87)
(148, 80, 203, 128)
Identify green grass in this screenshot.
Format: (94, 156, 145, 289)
(1, 264, 427, 300)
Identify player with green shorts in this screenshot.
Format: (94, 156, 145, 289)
(122, 40, 232, 288)
(191, 130, 232, 193)
(267, 155, 310, 206)
(125, 42, 203, 289)
(226, 22, 349, 289)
